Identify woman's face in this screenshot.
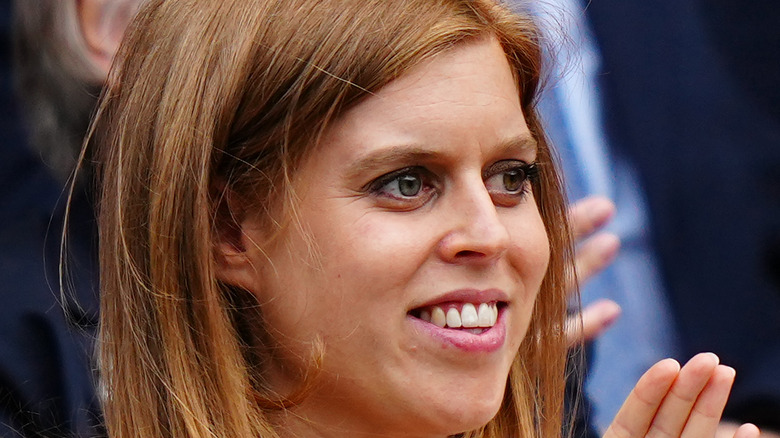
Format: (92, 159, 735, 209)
(230, 36, 550, 436)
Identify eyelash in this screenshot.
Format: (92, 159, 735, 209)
(366, 161, 539, 209)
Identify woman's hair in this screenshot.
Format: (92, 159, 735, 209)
(90, 0, 573, 436)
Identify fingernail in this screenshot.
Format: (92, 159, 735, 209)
(705, 352, 720, 365)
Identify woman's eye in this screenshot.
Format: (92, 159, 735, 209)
(367, 167, 436, 208)
(396, 174, 423, 197)
(499, 167, 527, 193)
(484, 161, 538, 205)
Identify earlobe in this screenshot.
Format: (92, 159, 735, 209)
(214, 239, 254, 291)
(215, 219, 269, 293)
(213, 191, 257, 290)
(76, 0, 131, 78)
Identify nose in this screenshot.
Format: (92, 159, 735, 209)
(436, 179, 511, 265)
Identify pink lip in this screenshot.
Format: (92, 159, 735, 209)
(407, 289, 509, 353)
(407, 307, 507, 353)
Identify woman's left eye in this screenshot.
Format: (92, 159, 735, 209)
(484, 161, 538, 205)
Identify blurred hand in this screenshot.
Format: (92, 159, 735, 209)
(605, 353, 761, 438)
(565, 196, 622, 345)
(566, 298, 622, 347)
(569, 196, 620, 289)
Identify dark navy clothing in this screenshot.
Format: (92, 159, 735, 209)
(0, 1, 102, 435)
(586, 0, 780, 428)
(0, 167, 102, 437)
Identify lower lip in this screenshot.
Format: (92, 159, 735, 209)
(407, 308, 507, 353)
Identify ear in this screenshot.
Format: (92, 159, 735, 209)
(76, 0, 133, 78)
(213, 188, 264, 292)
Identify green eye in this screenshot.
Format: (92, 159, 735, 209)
(502, 168, 526, 192)
(484, 161, 538, 207)
(369, 166, 434, 202)
(397, 174, 422, 196)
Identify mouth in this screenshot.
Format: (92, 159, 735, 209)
(406, 289, 510, 352)
(409, 301, 504, 335)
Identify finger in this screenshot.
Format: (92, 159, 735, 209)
(716, 421, 760, 438)
(569, 196, 616, 240)
(716, 421, 742, 438)
(566, 299, 622, 346)
(733, 424, 761, 438)
(604, 358, 681, 438)
(646, 352, 720, 437)
(574, 232, 621, 286)
(680, 365, 736, 438)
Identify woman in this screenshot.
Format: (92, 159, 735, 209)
(87, 0, 759, 436)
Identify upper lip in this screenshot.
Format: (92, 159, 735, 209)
(408, 288, 509, 311)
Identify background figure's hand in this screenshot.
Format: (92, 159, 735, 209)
(565, 196, 622, 346)
(605, 353, 762, 438)
(569, 196, 620, 289)
(566, 298, 622, 346)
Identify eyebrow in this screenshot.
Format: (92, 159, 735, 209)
(493, 134, 538, 157)
(345, 147, 440, 182)
(345, 134, 539, 182)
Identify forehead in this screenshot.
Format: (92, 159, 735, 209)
(318, 36, 533, 164)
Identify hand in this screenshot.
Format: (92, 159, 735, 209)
(565, 196, 622, 345)
(569, 196, 620, 289)
(605, 353, 761, 438)
(566, 298, 622, 347)
(718, 422, 778, 438)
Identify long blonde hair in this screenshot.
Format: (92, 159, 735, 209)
(90, 0, 573, 436)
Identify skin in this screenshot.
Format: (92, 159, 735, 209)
(607, 353, 760, 438)
(221, 36, 549, 437)
(78, 0, 138, 75)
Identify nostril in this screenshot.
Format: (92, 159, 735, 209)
(454, 250, 482, 258)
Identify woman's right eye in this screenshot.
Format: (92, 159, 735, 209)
(392, 173, 423, 197)
(367, 167, 436, 208)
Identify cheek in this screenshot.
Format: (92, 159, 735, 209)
(259, 215, 430, 334)
(507, 208, 551, 287)
(322, 215, 435, 284)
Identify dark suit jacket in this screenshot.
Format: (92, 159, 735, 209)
(586, 0, 780, 428)
(0, 1, 102, 435)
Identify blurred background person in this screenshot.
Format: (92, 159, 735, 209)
(586, 0, 780, 433)
(0, 0, 140, 435)
(522, 0, 780, 434)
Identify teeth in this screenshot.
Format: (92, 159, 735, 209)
(446, 308, 462, 328)
(431, 306, 447, 328)
(461, 303, 478, 328)
(421, 302, 500, 330)
(478, 303, 493, 327)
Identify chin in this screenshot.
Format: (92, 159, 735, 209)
(417, 384, 506, 435)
